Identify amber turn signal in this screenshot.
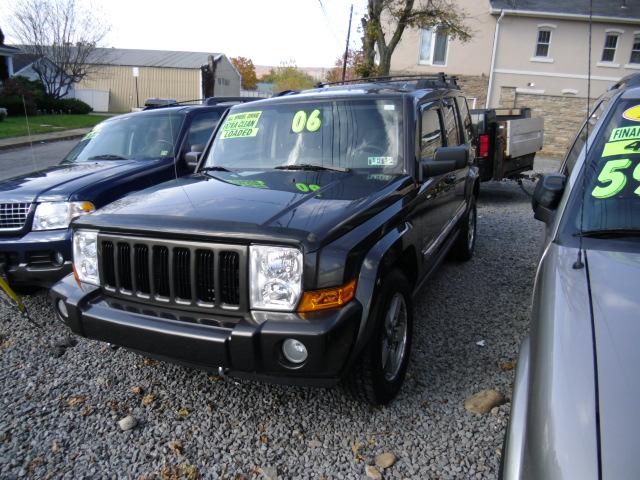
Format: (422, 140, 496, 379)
(298, 279, 357, 312)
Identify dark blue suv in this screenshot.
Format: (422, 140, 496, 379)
(0, 99, 246, 288)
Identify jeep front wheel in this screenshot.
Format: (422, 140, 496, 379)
(346, 269, 413, 405)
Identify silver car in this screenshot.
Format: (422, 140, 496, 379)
(502, 74, 640, 480)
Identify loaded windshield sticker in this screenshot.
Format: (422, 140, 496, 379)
(622, 105, 640, 123)
(610, 126, 640, 142)
(291, 109, 322, 133)
(220, 111, 262, 139)
(591, 158, 640, 199)
(368, 156, 395, 166)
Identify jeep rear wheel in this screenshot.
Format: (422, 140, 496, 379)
(346, 269, 413, 405)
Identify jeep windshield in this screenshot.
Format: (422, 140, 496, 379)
(203, 99, 404, 174)
(62, 112, 185, 163)
(573, 99, 640, 235)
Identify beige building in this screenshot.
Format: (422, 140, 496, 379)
(76, 48, 241, 113)
(389, 0, 640, 154)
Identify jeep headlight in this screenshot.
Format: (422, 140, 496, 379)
(33, 201, 95, 230)
(73, 230, 99, 285)
(250, 245, 303, 311)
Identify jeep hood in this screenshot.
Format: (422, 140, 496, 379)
(0, 160, 167, 203)
(587, 247, 640, 480)
(77, 171, 412, 251)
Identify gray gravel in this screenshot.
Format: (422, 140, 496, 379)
(0, 159, 557, 479)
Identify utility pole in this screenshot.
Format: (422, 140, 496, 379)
(342, 4, 354, 82)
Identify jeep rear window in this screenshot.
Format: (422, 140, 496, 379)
(204, 99, 404, 173)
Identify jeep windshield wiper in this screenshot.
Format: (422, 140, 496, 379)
(576, 229, 640, 238)
(274, 163, 350, 173)
(88, 154, 127, 160)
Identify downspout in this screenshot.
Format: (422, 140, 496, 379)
(486, 9, 505, 108)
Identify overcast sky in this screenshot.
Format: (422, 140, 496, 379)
(0, 0, 368, 67)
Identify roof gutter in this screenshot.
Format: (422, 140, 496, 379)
(489, 7, 640, 24)
(486, 9, 505, 108)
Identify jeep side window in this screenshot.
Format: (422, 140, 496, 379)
(186, 110, 221, 151)
(442, 101, 460, 146)
(420, 108, 443, 159)
(454, 96, 473, 144)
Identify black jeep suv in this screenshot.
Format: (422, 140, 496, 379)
(51, 76, 480, 405)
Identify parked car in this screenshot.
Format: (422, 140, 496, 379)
(501, 73, 640, 479)
(0, 98, 248, 289)
(51, 75, 480, 405)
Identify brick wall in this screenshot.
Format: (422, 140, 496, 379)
(499, 87, 594, 157)
(456, 75, 488, 109)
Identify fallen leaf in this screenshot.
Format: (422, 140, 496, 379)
(26, 457, 44, 474)
(143, 358, 158, 366)
(501, 361, 516, 371)
(365, 465, 382, 480)
(159, 465, 180, 480)
(81, 406, 94, 417)
(178, 407, 189, 417)
(165, 440, 182, 456)
(180, 462, 200, 480)
(142, 394, 156, 406)
(67, 395, 87, 407)
(260, 434, 269, 445)
(131, 386, 143, 395)
(51, 440, 62, 453)
(351, 439, 362, 455)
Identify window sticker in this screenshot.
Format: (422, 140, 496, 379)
(609, 126, 640, 142)
(160, 150, 169, 156)
(368, 156, 396, 166)
(383, 104, 395, 111)
(602, 139, 640, 157)
(291, 109, 322, 133)
(622, 105, 640, 123)
(220, 111, 262, 139)
(591, 158, 640, 199)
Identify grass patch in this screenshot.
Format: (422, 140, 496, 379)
(0, 114, 109, 139)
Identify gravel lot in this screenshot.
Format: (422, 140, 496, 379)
(0, 160, 555, 479)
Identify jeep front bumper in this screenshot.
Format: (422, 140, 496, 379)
(51, 274, 362, 386)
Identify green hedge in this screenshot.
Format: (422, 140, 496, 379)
(0, 77, 93, 116)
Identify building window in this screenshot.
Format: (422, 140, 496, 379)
(419, 28, 448, 66)
(631, 34, 640, 64)
(535, 29, 552, 57)
(601, 33, 618, 62)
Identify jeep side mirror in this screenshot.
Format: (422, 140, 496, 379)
(532, 174, 566, 223)
(184, 151, 201, 171)
(421, 146, 469, 177)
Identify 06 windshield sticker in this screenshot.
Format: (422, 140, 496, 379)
(220, 111, 262, 139)
(291, 109, 322, 133)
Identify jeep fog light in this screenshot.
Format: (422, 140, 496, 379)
(249, 245, 303, 311)
(282, 338, 308, 364)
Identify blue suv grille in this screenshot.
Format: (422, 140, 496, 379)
(0, 203, 31, 230)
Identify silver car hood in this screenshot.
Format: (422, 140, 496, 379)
(587, 248, 640, 480)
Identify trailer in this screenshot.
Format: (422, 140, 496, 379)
(471, 108, 544, 182)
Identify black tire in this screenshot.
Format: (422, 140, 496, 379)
(345, 269, 413, 405)
(449, 198, 477, 261)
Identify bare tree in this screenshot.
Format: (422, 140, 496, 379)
(359, 0, 471, 77)
(10, 0, 110, 98)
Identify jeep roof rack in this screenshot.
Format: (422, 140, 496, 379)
(316, 73, 460, 91)
(143, 97, 256, 110)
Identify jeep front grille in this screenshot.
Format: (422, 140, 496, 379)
(0, 203, 31, 230)
(98, 234, 247, 314)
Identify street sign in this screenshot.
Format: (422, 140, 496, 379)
(132, 67, 139, 77)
